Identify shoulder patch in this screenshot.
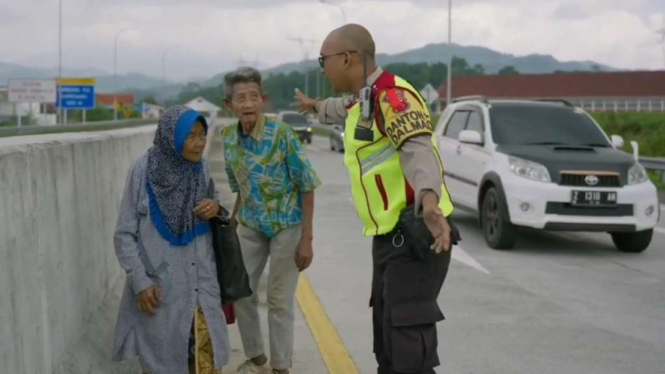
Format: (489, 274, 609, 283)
(384, 88, 410, 114)
(384, 109, 433, 149)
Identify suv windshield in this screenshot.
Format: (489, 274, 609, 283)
(489, 105, 610, 147)
(281, 113, 308, 126)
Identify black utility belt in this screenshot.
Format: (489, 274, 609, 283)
(387, 207, 461, 256)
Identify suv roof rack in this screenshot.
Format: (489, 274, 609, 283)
(452, 95, 489, 104)
(535, 99, 574, 107)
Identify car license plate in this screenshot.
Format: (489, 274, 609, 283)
(571, 190, 617, 206)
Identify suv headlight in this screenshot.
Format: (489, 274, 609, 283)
(509, 156, 551, 183)
(628, 163, 648, 185)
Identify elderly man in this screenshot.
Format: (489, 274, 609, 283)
(295, 24, 459, 374)
(221, 66, 321, 374)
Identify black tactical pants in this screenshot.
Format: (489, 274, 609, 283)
(371, 226, 452, 374)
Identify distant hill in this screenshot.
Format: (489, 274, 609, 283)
(2, 42, 621, 103)
(93, 73, 171, 93)
(0, 61, 107, 82)
(0, 62, 171, 93)
(264, 42, 615, 76)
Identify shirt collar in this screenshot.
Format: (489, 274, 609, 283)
(237, 114, 266, 142)
(366, 66, 384, 86)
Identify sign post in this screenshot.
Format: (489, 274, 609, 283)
(56, 78, 96, 123)
(8, 79, 57, 127)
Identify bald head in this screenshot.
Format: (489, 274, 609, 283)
(320, 24, 378, 94)
(324, 23, 376, 59)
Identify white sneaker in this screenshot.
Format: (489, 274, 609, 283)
(235, 360, 271, 374)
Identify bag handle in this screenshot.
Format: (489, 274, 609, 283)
(207, 178, 231, 220)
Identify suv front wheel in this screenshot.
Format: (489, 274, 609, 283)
(611, 229, 653, 253)
(481, 187, 518, 250)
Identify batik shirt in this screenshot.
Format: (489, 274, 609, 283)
(222, 115, 321, 237)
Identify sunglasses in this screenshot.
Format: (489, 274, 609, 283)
(318, 51, 358, 68)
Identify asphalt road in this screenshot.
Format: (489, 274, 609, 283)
(304, 135, 665, 374)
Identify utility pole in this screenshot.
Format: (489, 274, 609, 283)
(287, 37, 317, 97)
(657, 15, 665, 68)
(446, 0, 453, 107)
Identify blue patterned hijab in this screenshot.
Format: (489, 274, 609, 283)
(146, 105, 209, 246)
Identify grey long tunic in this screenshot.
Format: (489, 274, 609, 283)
(112, 154, 230, 374)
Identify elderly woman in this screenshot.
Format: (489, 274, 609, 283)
(112, 106, 229, 374)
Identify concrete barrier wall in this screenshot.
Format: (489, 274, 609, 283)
(0, 126, 157, 373)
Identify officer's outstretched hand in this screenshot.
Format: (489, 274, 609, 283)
(294, 88, 317, 114)
(422, 191, 452, 253)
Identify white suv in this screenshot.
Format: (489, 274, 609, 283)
(435, 97, 660, 252)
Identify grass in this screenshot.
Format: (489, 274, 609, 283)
(591, 112, 665, 158)
(591, 112, 665, 189)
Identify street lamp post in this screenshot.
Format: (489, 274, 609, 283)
(319, 0, 347, 24)
(58, 0, 63, 125)
(113, 28, 131, 121)
(446, 0, 453, 107)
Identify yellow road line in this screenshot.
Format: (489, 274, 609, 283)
(296, 274, 359, 374)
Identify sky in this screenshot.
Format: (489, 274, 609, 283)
(1, 0, 664, 81)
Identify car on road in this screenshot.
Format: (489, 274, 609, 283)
(278, 111, 313, 144)
(435, 96, 660, 252)
(329, 124, 344, 153)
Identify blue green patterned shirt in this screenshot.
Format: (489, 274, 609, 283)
(222, 116, 321, 237)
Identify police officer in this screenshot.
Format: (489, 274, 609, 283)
(295, 24, 459, 374)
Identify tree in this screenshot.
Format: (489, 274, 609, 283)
(170, 59, 486, 111)
(143, 96, 158, 105)
(428, 62, 448, 87)
(84, 106, 114, 122)
(472, 64, 485, 75)
(498, 65, 520, 75)
(451, 57, 485, 76)
(384, 62, 431, 90)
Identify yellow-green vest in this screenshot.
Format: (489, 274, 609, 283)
(343, 73, 454, 236)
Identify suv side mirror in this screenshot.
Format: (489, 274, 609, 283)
(611, 135, 624, 149)
(459, 130, 483, 145)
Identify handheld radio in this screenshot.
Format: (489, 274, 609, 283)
(354, 51, 375, 141)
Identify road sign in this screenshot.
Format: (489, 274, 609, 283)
(8, 79, 57, 103)
(56, 78, 96, 109)
(420, 83, 440, 105)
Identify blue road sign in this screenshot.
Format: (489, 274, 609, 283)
(56, 84, 95, 109)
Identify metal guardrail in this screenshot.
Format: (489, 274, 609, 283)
(0, 119, 156, 138)
(309, 123, 665, 173)
(640, 157, 665, 172)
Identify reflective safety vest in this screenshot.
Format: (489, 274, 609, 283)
(343, 71, 454, 236)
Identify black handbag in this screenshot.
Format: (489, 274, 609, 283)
(208, 179, 253, 304)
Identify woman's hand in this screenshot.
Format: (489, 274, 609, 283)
(137, 285, 162, 315)
(194, 199, 220, 220)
